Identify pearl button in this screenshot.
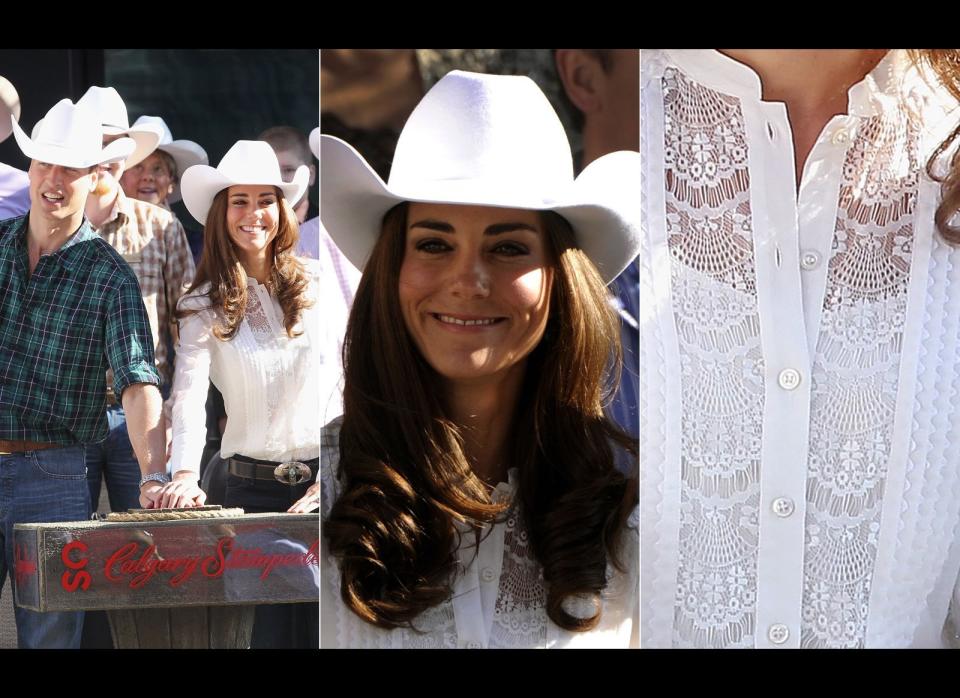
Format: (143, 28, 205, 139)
(772, 497, 795, 518)
(481, 567, 496, 583)
(832, 129, 850, 145)
(800, 250, 821, 270)
(778, 368, 802, 391)
(768, 624, 790, 644)
(465, 640, 482, 649)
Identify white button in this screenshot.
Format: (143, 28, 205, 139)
(832, 129, 850, 145)
(800, 250, 821, 270)
(465, 640, 482, 649)
(768, 624, 790, 644)
(778, 368, 802, 390)
(771, 497, 795, 518)
(480, 567, 496, 583)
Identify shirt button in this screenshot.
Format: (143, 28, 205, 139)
(768, 624, 790, 645)
(778, 368, 802, 391)
(832, 129, 850, 145)
(465, 640, 482, 649)
(771, 497, 795, 518)
(480, 567, 496, 583)
(800, 250, 821, 270)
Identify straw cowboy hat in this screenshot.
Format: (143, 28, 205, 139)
(0, 75, 21, 144)
(180, 140, 310, 225)
(320, 70, 640, 283)
(11, 99, 135, 169)
(75, 86, 164, 169)
(130, 115, 209, 203)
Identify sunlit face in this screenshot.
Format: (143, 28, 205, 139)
(399, 203, 554, 384)
(27, 160, 98, 222)
(224, 184, 280, 258)
(120, 151, 175, 206)
(94, 134, 126, 198)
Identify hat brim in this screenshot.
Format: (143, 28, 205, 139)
(0, 76, 20, 144)
(104, 123, 164, 169)
(181, 162, 309, 226)
(11, 115, 136, 169)
(320, 135, 640, 283)
(158, 140, 208, 204)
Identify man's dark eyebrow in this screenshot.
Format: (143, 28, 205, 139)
(484, 222, 539, 236)
(409, 219, 454, 233)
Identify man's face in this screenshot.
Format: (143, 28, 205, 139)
(28, 160, 98, 222)
(274, 149, 307, 183)
(94, 134, 127, 198)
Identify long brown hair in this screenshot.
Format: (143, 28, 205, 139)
(324, 202, 637, 632)
(177, 186, 311, 338)
(910, 49, 960, 244)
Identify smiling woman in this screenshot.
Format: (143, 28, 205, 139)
(320, 70, 641, 648)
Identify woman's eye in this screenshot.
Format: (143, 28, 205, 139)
(492, 241, 529, 257)
(415, 238, 451, 253)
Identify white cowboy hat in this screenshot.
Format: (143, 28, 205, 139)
(320, 70, 640, 283)
(180, 140, 309, 225)
(0, 75, 21, 144)
(10, 99, 136, 169)
(309, 126, 319, 160)
(130, 115, 209, 203)
(76, 86, 164, 169)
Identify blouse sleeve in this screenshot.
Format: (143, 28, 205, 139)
(169, 295, 215, 478)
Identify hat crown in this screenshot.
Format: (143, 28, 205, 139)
(132, 115, 174, 145)
(77, 86, 129, 130)
(216, 140, 284, 183)
(30, 99, 103, 155)
(389, 71, 573, 202)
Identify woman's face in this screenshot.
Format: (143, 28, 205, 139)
(120, 151, 175, 206)
(399, 202, 553, 384)
(224, 184, 280, 257)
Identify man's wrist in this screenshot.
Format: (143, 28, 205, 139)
(139, 472, 171, 489)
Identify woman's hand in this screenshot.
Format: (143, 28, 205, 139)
(288, 482, 320, 513)
(146, 471, 207, 509)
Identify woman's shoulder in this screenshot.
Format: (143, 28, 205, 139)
(176, 283, 214, 313)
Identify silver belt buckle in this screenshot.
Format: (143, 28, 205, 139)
(274, 461, 311, 485)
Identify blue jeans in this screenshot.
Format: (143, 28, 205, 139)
(84, 405, 141, 515)
(0, 446, 89, 648)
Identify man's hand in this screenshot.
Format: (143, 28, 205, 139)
(150, 471, 207, 509)
(287, 482, 320, 513)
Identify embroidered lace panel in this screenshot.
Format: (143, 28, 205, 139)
(800, 111, 919, 648)
(663, 68, 764, 648)
(245, 282, 283, 428)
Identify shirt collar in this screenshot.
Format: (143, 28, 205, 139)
(0, 214, 98, 269)
(101, 188, 132, 227)
(661, 49, 912, 118)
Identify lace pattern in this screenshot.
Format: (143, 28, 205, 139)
(801, 111, 919, 648)
(491, 504, 548, 648)
(663, 68, 764, 648)
(245, 281, 283, 439)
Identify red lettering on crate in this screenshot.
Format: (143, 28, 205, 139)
(13, 544, 37, 588)
(60, 540, 91, 592)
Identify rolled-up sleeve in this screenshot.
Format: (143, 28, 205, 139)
(105, 277, 161, 397)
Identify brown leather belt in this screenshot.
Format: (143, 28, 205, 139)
(0, 439, 61, 454)
(227, 457, 317, 486)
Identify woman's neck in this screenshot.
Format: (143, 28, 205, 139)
(239, 249, 271, 285)
(443, 362, 527, 487)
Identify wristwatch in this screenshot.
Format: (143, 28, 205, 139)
(138, 472, 171, 488)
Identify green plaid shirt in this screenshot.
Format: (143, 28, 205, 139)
(0, 214, 160, 445)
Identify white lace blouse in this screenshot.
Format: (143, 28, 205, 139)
(320, 418, 639, 648)
(641, 49, 960, 648)
(169, 260, 320, 474)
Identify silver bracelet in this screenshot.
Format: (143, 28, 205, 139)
(138, 472, 171, 488)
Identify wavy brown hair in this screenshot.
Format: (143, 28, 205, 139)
(325, 202, 638, 632)
(177, 186, 311, 338)
(910, 49, 960, 244)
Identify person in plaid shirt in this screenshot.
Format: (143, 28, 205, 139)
(75, 86, 196, 518)
(0, 98, 169, 648)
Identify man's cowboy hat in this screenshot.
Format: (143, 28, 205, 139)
(320, 70, 640, 283)
(309, 126, 319, 160)
(76, 86, 164, 169)
(180, 140, 309, 225)
(10, 99, 136, 169)
(130, 115, 209, 203)
(0, 75, 21, 144)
